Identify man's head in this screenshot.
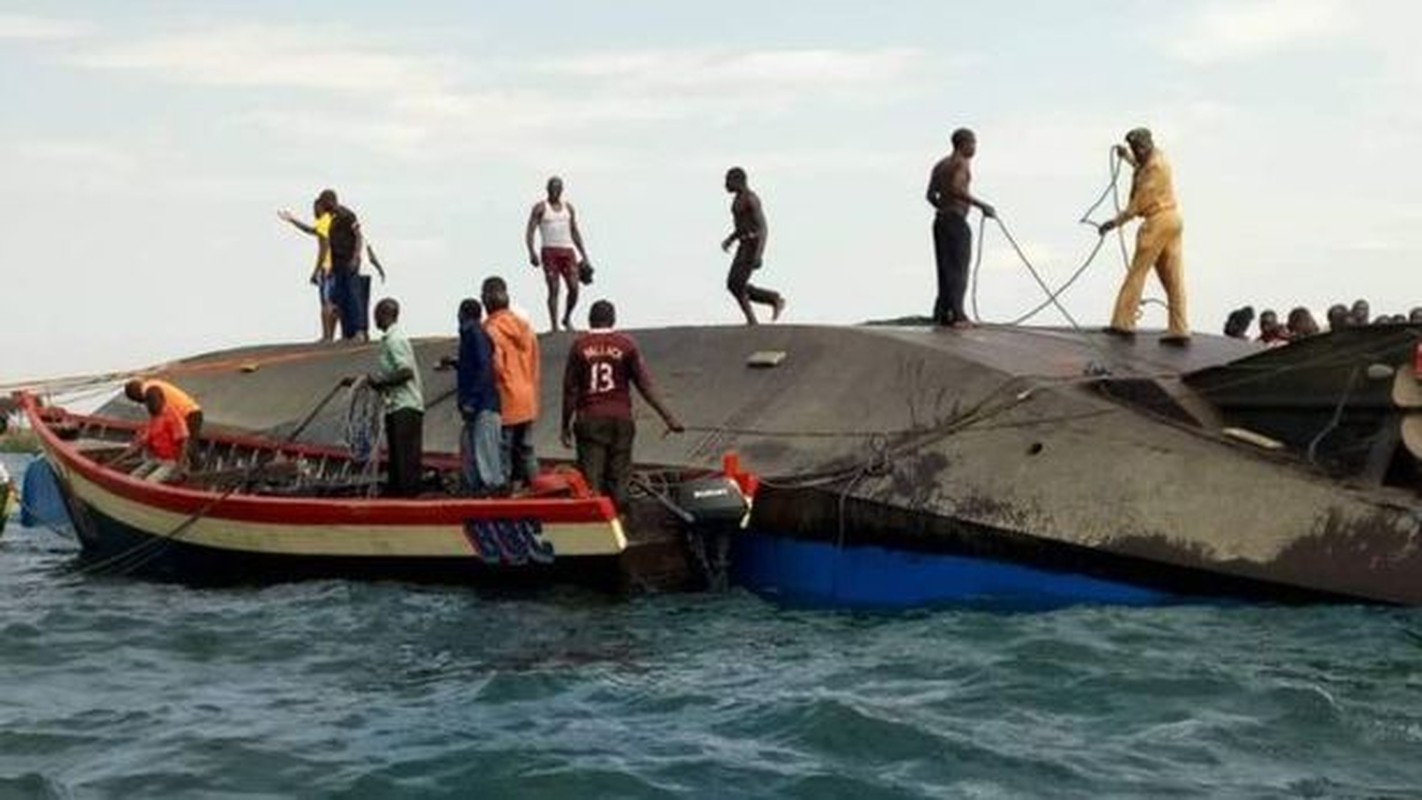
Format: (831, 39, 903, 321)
(458, 298, 483, 325)
(588, 299, 616, 330)
(316, 188, 338, 214)
(1125, 127, 1154, 162)
(1287, 307, 1319, 337)
(1352, 298, 1370, 324)
(1259, 309, 1280, 333)
(1327, 303, 1351, 329)
(951, 128, 976, 158)
(1411, 307, 1422, 324)
(1223, 306, 1254, 338)
(144, 386, 166, 417)
(373, 298, 400, 332)
(124, 379, 147, 403)
(546, 176, 563, 202)
(481, 276, 510, 312)
(724, 166, 747, 193)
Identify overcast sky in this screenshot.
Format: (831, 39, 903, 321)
(2, 0, 1419, 384)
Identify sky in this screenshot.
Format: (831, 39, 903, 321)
(2, 0, 1420, 384)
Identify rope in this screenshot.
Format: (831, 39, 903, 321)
(344, 379, 385, 496)
(969, 147, 1163, 330)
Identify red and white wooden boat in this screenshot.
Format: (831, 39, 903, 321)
(20, 394, 752, 589)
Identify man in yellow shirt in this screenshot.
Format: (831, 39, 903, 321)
(278, 198, 337, 342)
(1098, 128, 1189, 345)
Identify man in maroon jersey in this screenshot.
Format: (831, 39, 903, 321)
(560, 299, 684, 510)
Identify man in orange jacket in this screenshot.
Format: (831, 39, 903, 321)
(481, 276, 542, 487)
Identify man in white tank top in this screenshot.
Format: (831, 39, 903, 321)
(524, 176, 592, 333)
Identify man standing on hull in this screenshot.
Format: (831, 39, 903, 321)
(1098, 127, 1189, 345)
(721, 167, 786, 325)
(525, 176, 592, 333)
(925, 128, 995, 328)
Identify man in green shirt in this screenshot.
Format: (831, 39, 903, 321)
(365, 297, 425, 497)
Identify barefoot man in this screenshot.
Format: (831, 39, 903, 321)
(525, 176, 591, 333)
(721, 167, 785, 325)
(925, 128, 995, 328)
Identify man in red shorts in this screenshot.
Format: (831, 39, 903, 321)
(524, 176, 592, 333)
(560, 299, 683, 511)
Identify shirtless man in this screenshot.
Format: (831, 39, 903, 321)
(720, 167, 785, 325)
(525, 176, 591, 333)
(925, 128, 995, 328)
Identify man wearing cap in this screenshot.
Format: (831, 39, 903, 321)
(1098, 128, 1189, 345)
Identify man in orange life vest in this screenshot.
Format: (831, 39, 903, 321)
(120, 386, 190, 483)
(561, 299, 683, 510)
(125, 378, 203, 470)
(1098, 127, 1189, 345)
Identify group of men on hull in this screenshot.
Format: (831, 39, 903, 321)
(119, 128, 1184, 502)
(279, 167, 786, 340)
(116, 279, 682, 511)
(929, 126, 1190, 344)
(352, 280, 684, 505)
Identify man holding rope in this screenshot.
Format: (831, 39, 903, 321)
(926, 128, 995, 329)
(1098, 128, 1189, 345)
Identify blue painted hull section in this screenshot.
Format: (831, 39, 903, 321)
(731, 532, 1174, 611)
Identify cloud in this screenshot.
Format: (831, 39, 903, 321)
(542, 47, 925, 94)
(60, 23, 940, 162)
(1169, 0, 1354, 64)
(0, 13, 90, 40)
(71, 24, 458, 94)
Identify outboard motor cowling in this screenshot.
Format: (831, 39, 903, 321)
(674, 475, 750, 527)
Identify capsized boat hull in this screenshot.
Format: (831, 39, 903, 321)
(106, 322, 1422, 605)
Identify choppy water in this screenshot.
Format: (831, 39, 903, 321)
(5, 504, 1422, 796)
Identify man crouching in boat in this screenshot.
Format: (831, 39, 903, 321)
(560, 299, 683, 510)
(119, 387, 189, 483)
(124, 378, 203, 471)
(355, 297, 426, 498)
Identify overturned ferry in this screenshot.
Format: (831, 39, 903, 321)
(31, 321, 1422, 608)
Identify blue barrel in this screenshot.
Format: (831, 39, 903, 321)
(20, 457, 71, 529)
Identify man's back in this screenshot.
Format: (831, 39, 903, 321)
(565, 329, 647, 420)
(928, 153, 970, 217)
(485, 310, 540, 425)
(457, 322, 499, 416)
(328, 205, 361, 269)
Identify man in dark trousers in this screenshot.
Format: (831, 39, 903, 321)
(560, 299, 684, 510)
(361, 298, 425, 497)
(721, 167, 786, 325)
(314, 189, 377, 342)
(925, 128, 996, 328)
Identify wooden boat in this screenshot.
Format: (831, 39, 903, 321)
(19, 393, 754, 590)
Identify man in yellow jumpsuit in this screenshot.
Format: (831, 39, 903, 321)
(1099, 128, 1189, 345)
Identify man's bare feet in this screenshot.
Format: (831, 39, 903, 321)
(950, 319, 974, 329)
(771, 296, 787, 322)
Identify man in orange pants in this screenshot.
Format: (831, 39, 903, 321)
(1098, 128, 1189, 345)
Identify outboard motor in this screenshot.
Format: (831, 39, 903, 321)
(674, 470, 752, 591)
